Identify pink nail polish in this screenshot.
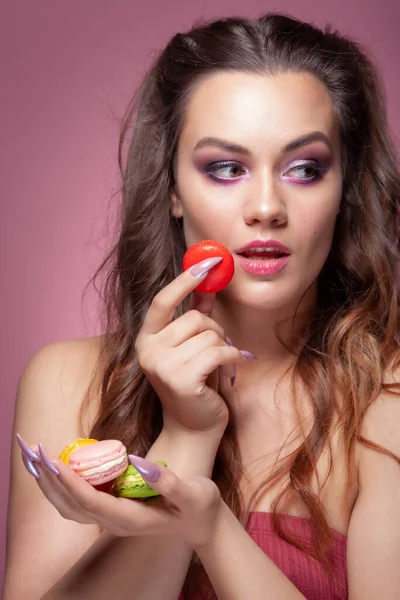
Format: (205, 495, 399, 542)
(38, 444, 60, 476)
(190, 257, 223, 278)
(128, 455, 161, 482)
(16, 433, 41, 462)
(21, 451, 40, 479)
(240, 350, 257, 360)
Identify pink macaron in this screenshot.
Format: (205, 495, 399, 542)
(69, 439, 129, 485)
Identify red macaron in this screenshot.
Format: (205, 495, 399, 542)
(182, 240, 234, 293)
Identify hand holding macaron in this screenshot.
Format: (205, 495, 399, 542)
(58, 437, 166, 500)
(16, 433, 223, 547)
(134, 238, 255, 436)
(14, 239, 251, 545)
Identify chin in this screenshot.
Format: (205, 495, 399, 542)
(231, 279, 312, 311)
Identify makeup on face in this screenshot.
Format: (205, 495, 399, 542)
(192, 132, 334, 186)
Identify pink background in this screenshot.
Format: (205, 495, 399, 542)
(1, 0, 399, 590)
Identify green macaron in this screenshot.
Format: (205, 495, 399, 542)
(112, 462, 167, 499)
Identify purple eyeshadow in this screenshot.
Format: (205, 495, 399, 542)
(203, 158, 330, 185)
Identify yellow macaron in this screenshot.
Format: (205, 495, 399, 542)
(58, 438, 99, 464)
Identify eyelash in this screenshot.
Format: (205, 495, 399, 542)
(205, 160, 326, 184)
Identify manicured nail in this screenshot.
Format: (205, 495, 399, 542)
(128, 455, 161, 482)
(16, 433, 41, 462)
(190, 257, 223, 278)
(21, 451, 40, 479)
(240, 350, 257, 360)
(226, 336, 234, 346)
(38, 444, 60, 476)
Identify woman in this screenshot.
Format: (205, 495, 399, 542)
(4, 11, 400, 600)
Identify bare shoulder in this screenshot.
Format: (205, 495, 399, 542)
(356, 354, 400, 480)
(346, 356, 400, 597)
(4, 335, 107, 600)
(15, 334, 106, 439)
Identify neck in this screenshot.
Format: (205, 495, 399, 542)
(211, 285, 317, 423)
(211, 288, 317, 365)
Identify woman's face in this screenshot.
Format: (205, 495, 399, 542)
(170, 71, 343, 312)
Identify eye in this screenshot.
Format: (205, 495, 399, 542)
(205, 161, 246, 181)
(285, 161, 326, 182)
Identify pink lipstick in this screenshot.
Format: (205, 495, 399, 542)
(236, 254, 290, 275)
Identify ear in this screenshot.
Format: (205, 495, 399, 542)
(170, 189, 183, 219)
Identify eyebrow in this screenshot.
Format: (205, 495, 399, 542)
(193, 131, 333, 154)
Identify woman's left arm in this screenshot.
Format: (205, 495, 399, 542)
(193, 501, 306, 600)
(347, 384, 400, 599)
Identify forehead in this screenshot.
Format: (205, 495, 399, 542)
(179, 71, 340, 152)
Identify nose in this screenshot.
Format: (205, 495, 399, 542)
(242, 170, 288, 228)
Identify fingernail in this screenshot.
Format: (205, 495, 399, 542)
(230, 366, 237, 387)
(16, 433, 41, 463)
(226, 336, 234, 346)
(38, 444, 60, 476)
(240, 350, 257, 360)
(190, 256, 223, 278)
(128, 455, 161, 482)
(21, 451, 40, 479)
(220, 363, 236, 378)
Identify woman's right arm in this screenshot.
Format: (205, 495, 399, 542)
(3, 340, 223, 600)
(5, 260, 247, 599)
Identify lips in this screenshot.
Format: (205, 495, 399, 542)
(236, 253, 290, 275)
(238, 249, 286, 259)
(235, 239, 291, 256)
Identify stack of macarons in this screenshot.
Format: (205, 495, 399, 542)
(58, 438, 164, 499)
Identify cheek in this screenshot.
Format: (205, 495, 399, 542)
(183, 213, 233, 248)
(304, 210, 338, 262)
(180, 191, 236, 242)
(297, 176, 342, 252)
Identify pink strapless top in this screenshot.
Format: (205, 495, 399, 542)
(179, 512, 347, 600)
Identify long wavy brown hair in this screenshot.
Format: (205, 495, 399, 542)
(79, 11, 400, 597)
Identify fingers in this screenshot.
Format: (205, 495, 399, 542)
(18, 437, 193, 537)
(189, 289, 216, 316)
(157, 345, 246, 398)
(138, 257, 222, 338)
(18, 439, 220, 539)
(18, 445, 99, 525)
(127, 456, 218, 516)
(170, 330, 233, 370)
(37, 463, 98, 525)
(157, 310, 226, 349)
(34, 446, 98, 522)
(56, 456, 179, 535)
(17, 437, 102, 525)
(35, 454, 142, 534)
(152, 340, 244, 387)
(187, 344, 247, 384)
(19, 442, 137, 533)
